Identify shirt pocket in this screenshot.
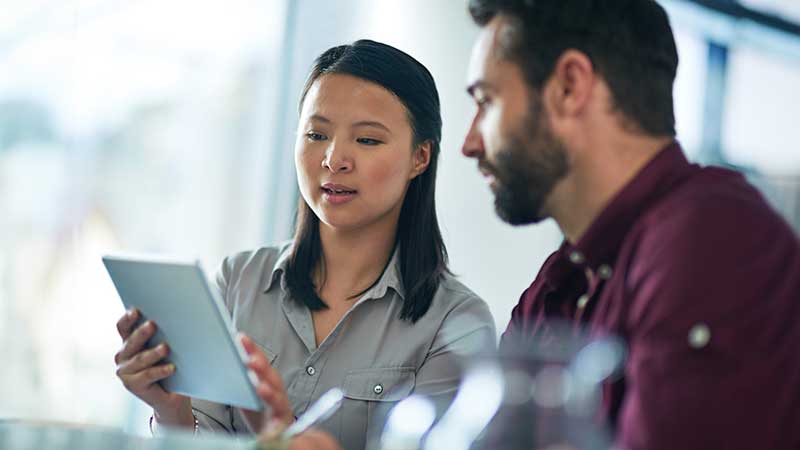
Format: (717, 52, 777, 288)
(253, 341, 279, 365)
(339, 367, 416, 449)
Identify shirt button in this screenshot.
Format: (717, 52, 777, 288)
(373, 384, 384, 395)
(306, 366, 316, 376)
(576, 294, 590, 310)
(598, 264, 613, 279)
(688, 323, 711, 349)
(569, 251, 585, 264)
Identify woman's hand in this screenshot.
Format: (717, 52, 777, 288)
(114, 308, 193, 427)
(239, 334, 295, 434)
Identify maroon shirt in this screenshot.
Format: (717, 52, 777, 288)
(501, 143, 800, 450)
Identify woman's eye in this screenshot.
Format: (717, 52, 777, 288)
(356, 137, 383, 146)
(306, 132, 327, 141)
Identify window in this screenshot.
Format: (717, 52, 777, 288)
(0, 0, 287, 433)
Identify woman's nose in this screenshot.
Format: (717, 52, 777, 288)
(322, 142, 353, 173)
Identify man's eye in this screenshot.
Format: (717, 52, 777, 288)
(476, 96, 490, 107)
(356, 137, 383, 146)
(306, 132, 327, 141)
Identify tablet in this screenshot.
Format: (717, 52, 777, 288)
(102, 254, 262, 411)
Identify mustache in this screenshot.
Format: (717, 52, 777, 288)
(478, 159, 498, 178)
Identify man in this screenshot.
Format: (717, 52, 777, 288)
(462, 0, 800, 449)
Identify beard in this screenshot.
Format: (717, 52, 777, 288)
(483, 98, 569, 225)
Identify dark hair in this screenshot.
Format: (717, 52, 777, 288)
(469, 0, 679, 136)
(286, 39, 448, 323)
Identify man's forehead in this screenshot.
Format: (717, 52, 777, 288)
(467, 16, 510, 90)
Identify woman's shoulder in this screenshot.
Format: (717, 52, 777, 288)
(221, 241, 292, 269)
(435, 272, 485, 304)
(420, 272, 497, 351)
(216, 241, 293, 288)
(428, 272, 493, 323)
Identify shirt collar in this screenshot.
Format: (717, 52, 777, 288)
(263, 242, 405, 300)
(262, 241, 293, 293)
(561, 141, 696, 275)
(361, 245, 405, 301)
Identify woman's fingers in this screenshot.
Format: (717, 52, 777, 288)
(256, 383, 292, 419)
(116, 308, 139, 340)
(248, 356, 285, 391)
(116, 343, 170, 375)
(240, 334, 259, 357)
(119, 363, 175, 392)
(112, 314, 189, 417)
(242, 336, 285, 391)
(115, 320, 157, 364)
(240, 334, 293, 423)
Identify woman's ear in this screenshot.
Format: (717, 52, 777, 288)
(410, 141, 432, 179)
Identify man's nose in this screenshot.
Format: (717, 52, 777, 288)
(461, 117, 485, 159)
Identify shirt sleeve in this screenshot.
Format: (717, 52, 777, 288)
(412, 294, 497, 413)
(499, 250, 561, 351)
(213, 255, 234, 314)
(618, 202, 795, 450)
(191, 398, 236, 434)
(499, 286, 532, 350)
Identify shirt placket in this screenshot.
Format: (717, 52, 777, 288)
(566, 249, 615, 325)
(290, 346, 328, 416)
(574, 261, 615, 324)
(280, 292, 323, 415)
(281, 286, 387, 416)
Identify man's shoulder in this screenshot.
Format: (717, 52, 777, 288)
(619, 165, 800, 319)
(633, 165, 793, 248)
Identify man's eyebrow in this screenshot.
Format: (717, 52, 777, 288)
(466, 80, 491, 97)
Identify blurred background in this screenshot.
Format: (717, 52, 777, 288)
(1, 0, 798, 437)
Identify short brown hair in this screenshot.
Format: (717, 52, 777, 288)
(469, 0, 679, 136)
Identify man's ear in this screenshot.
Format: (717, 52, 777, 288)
(410, 141, 432, 179)
(544, 49, 595, 120)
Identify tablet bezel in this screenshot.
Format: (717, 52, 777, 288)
(103, 253, 263, 411)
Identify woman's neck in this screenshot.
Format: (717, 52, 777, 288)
(316, 217, 398, 300)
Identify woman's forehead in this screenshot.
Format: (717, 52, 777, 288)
(301, 73, 410, 127)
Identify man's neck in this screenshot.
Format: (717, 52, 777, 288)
(547, 133, 674, 244)
(316, 215, 398, 300)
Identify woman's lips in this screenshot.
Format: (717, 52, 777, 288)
(321, 183, 357, 205)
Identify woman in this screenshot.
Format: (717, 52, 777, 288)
(113, 39, 496, 450)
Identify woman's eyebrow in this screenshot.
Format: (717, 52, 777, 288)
(351, 120, 391, 134)
(308, 114, 332, 124)
(307, 114, 391, 134)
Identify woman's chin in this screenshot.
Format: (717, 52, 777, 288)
(317, 214, 364, 232)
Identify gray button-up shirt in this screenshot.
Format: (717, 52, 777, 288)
(191, 242, 496, 449)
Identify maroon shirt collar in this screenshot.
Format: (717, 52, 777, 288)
(556, 141, 696, 276)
